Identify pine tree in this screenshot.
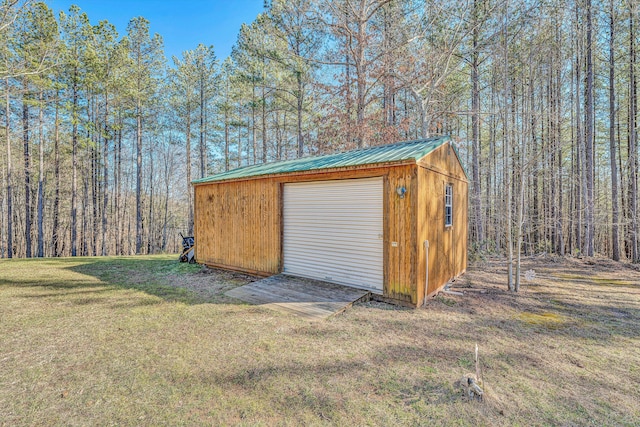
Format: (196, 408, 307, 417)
(125, 17, 164, 254)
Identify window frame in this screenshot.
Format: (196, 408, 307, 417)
(444, 183, 453, 227)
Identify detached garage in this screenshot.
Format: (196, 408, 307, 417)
(192, 136, 468, 307)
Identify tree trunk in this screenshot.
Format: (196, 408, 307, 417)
(147, 145, 154, 254)
(382, 3, 396, 130)
(355, 11, 366, 148)
(135, 98, 143, 254)
(91, 98, 98, 257)
(115, 123, 122, 255)
(471, 0, 484, 249)
(610, 0, 620, 261)
(224, 73, 230, 171)
(556, 36, 565, 256)
(237, 105, 243, 168)
(37, 90, 44, 257)
(186, 102, 193, 235)
(224, 105, 229, 171)
(71, 70, 78, 257)
(102, 93, 109, 256)
(22, 81, 31, 258)
(584, 0, 595, 257)
(297, 72, 304, 156)
(162, 150, 170, 251)
(81, 157, 88, 256)
(344, 7, 352, 146)
(275, 111, 282, 160)
(574, 11, 583, 253)
(52, 90, 60, 256)
(200, 72, 206, 177)
(503, 2, 513, 291)
(252, 84, 257, 164)
(5, 78, 12, 258)
(630, 3, 639, 262)
(262, 83, 267, 163)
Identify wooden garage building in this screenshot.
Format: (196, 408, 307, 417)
(192, 136, 468, 307)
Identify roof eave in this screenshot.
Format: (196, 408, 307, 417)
(415, 138, 469, 182)
(192, 158, 418, 186)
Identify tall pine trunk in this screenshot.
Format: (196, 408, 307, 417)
(262, 82, 267, 163)
(91, 98, 98, 256)
(147, 146, 154, 254)
(251, 84, 257, 164)
(224, 103, 229, 171)
(610, 0, 620, 261)
(556, 49, 565, 255)
(52, 91, 60, 256)
(237, 105, 243, 168)
(37, 90, 44, 257)
(102, 93, 109, 256)
(135, 98, 143, 254)
(115, 123, 122, 255)
(5, 78, 12, 258)
(574, 8, 583, 253)
(71, 70, 78, 257)
(199, 73, 207, 177)
(503, 1, 514, 291)
(471, 0, 484, 249)
(23, 81, 31, 258)
(186, 103, 193, 235)
(630, 3, 640, 262)
(584, 0, 595, 257)
(297, 72, 304, 156)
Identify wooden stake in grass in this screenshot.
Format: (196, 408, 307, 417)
(475, 343, 480, 383)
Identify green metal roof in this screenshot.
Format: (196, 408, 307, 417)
(192, 136, 452, 184)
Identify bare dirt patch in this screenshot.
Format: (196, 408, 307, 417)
(167, 265, 258, 302)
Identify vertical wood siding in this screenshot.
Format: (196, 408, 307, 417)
(417, 143, 469, 302)
(194, 178, 281, 275)
(384, 165, 418, 304)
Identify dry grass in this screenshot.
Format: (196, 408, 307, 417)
(1, 254, 639, 426)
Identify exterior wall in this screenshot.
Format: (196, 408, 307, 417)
(194, 164, 418, 303)
(194, 178, 281, 275)
(416, 143, 469, 303)
(193, 148, 468, 307)
(384, 165, 418, 304)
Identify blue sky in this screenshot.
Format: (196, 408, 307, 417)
(46, 0, 266, 61)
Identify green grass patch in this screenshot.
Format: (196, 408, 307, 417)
(517, 311, 567, 329)
(69, 255, 205, 304)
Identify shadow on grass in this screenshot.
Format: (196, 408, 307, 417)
(67, 257, 248, 305)
(426, 271, 640, 343)
(0, 256, 252, 306)
(166, 347, 463, 423)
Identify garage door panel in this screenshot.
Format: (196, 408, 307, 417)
(284, 257, 383, 278)
(284, 242, 382, 257)
(283, 177, 383, 292)
(288, 232, 380, 242)
(284, 239, 378, 254)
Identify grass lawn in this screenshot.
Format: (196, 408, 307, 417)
(1, 255, 639, 426)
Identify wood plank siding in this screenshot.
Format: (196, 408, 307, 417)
(194, 143, 468, 307)
(194, 178, 281, 275)
(384, 165, 418, 304)
(417, 143, 469, 303)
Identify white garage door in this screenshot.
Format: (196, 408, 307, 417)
(283, 177, 384, 292)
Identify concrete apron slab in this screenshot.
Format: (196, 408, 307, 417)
(225, 274, 371, 321)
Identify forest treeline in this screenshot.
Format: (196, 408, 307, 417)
(1, 0, 638, 278)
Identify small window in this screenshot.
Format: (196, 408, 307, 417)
(445, 184, 453, 227)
